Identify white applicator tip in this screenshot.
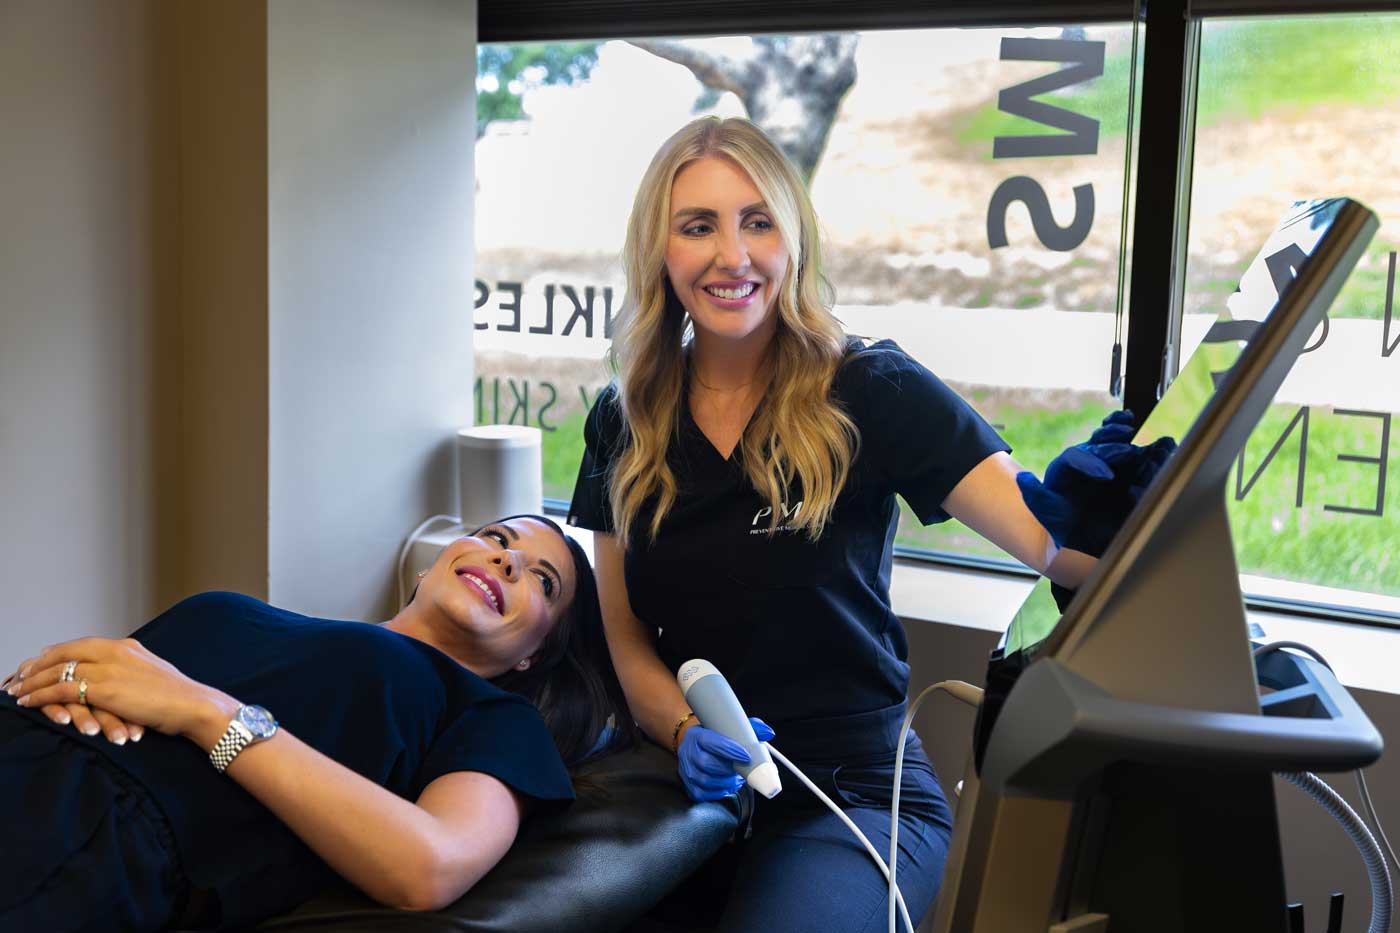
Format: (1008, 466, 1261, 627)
(747, 760, 782, 799)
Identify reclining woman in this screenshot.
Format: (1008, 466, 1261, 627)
(0, 514, 633, 931)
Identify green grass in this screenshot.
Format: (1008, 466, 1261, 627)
(1196, 17, 1400, 123)
(541, 409, 591, 500)
(955, 17, 1400, 154)
(513, 391, 1398, 599)
(895, 399, 1399, 598)
(1226, 402, 1397, 594)
(1188, 240, 1397, 321)
(892, 398, 1110, 559)
(1328, 241, 1400, 321)
(1194, 270, 1252, 296)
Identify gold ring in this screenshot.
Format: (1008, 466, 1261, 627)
(78, 678, 89, 705)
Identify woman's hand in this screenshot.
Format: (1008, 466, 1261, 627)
(2, 665, 144, 744)
(5, 637, 231, 743)
(1015, 410, 1176, 610)
(1015, 410, 1177, 558)
(677, 717, 775, 801)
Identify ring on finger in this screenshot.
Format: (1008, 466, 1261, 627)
(60, 660, 78, 683)
(78, 678, 89, 706)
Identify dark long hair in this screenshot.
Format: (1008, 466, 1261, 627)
(485, 514, 638, 770)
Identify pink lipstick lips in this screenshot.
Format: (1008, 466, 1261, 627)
(455, 566, 504, 614)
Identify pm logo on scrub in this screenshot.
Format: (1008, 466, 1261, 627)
(752, 501, 803, 525)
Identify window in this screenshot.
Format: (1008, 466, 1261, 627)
(1180, 14, 1400, 613)
(475, 25, 1141, 564)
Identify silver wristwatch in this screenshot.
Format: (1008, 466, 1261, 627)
(209, 704, 278, 773)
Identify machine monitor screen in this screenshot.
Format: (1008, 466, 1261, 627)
(999, 197, 1370, 658)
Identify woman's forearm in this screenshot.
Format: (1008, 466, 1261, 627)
(1045, 546, 1097, 590)
(186, 692, 487, 911)
(610, 627, 693, 749)
(592, 533, 692, 750)
(944, 451, 1099, 588)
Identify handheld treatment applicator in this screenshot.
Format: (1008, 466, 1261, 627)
(677, 659, 782, 799)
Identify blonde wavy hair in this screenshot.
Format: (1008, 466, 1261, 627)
(607, 116, 858, 548)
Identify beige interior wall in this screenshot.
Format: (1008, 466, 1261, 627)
(266, 0, 476, 621)
(163, 1, 269, 606)
(0, 0, 474, 652)
(0, 1, 270, 673)
(0, 0, 173, 666)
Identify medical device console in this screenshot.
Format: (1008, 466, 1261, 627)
(934, 198, 1385, 932)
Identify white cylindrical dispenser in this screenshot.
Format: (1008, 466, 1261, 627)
(456, 425, 543, 528)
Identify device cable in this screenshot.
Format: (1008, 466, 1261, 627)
(764, 743, 915, 933)
(1255, 642, 1394, 933)
(890, 680, 985, 933)
(1253, 641, 1397, 872)
(396, 514, 460, 608)
(1358, 770, 1400, 875)
(1280, 771, 1392, 933)
(1253, 640, 1335, 670)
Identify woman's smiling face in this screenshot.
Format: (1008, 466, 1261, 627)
(419, 517, 575, 677)
(664, 155, 791, 348)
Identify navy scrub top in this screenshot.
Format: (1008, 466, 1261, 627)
(569, 339, 1009, 737)
(3, 592, 575, 928)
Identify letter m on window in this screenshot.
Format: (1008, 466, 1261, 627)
(994, 38, 1105, 159)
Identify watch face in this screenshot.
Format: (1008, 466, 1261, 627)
(238, 704, 278, 739)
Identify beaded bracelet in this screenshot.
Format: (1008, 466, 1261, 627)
(671, 711, 698, 753)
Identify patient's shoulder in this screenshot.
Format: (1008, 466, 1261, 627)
(129, 591, 272, 638)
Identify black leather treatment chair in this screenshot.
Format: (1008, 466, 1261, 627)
(244, 742, 741, 932)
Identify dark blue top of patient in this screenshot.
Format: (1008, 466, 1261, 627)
(4, 591, 575, 927)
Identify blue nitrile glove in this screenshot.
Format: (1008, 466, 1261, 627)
(1016, 410, 1177, 610)
(1083, 408, 1138, 445)
(677, 717, 776, 802)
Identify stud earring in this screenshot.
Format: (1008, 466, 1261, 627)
(515, 658, 531, 671)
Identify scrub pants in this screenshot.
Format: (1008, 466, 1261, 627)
(651, 704, 954, 933)
(0, 703, 189, 932)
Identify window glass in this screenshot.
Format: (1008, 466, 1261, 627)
(1183, 15, 1400, 611)
(475, 26, 1140, 561)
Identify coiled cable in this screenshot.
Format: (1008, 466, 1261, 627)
(1279, 771, 1392, 933)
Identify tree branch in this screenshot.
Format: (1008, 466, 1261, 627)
(626, 39, 749, 99)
